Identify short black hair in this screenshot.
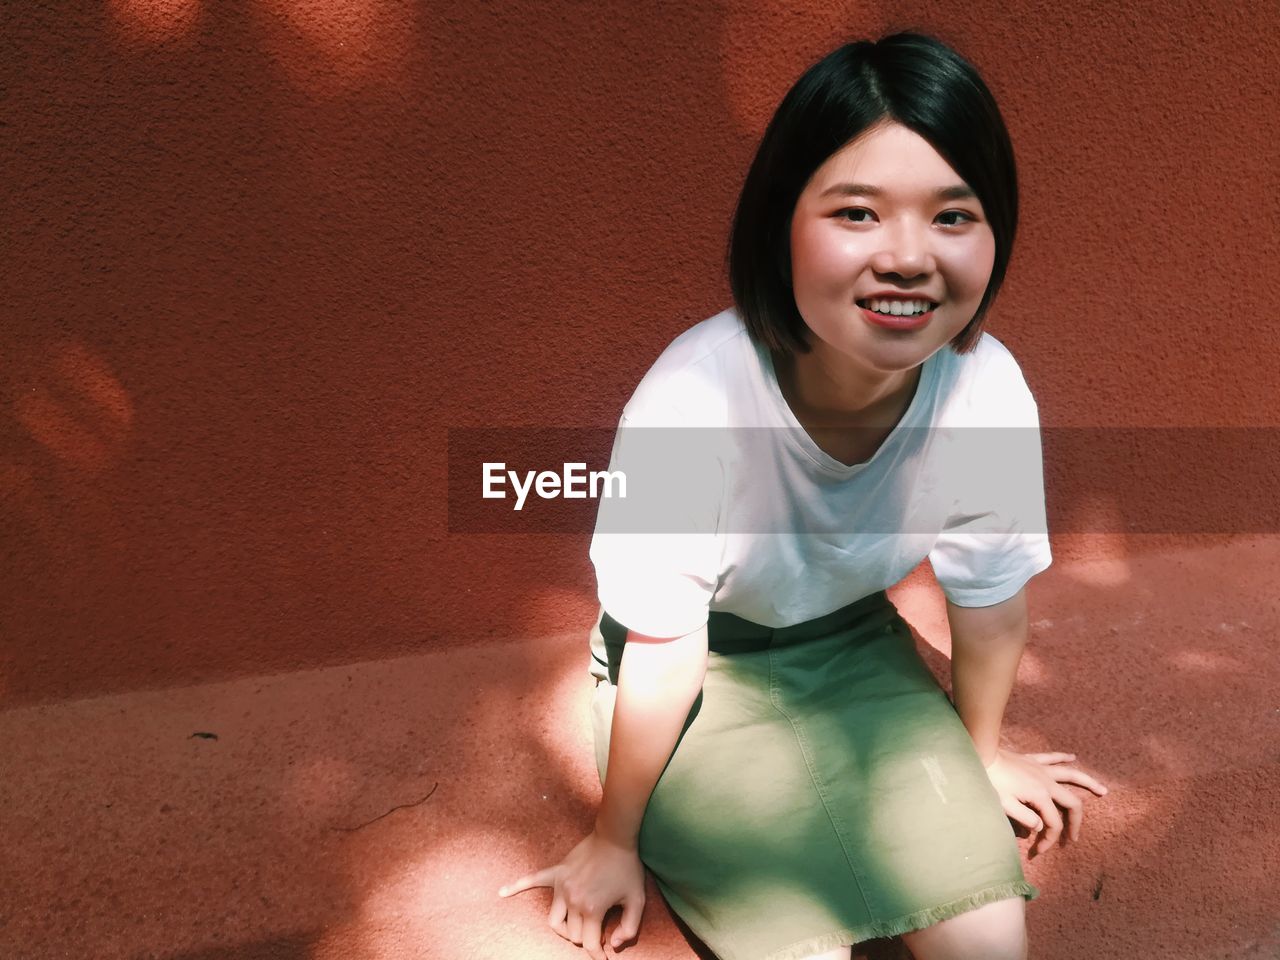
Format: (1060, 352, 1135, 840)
(727, 32, 1018, 356)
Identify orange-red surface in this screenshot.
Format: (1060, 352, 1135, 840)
(4, 539, 1278, 957)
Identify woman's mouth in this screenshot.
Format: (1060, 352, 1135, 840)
(856, 298, 937, 331)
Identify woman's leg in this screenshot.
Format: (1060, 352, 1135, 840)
(898, 896, 1027, 960)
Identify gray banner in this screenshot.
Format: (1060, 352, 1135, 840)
(447, 427, 1280, 534)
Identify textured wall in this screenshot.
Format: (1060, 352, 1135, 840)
(4, 0, 1278, 705)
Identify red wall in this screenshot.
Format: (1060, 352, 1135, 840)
(5, 0, 1278, 705)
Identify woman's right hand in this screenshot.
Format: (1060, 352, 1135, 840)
(499, 829, 646, 959)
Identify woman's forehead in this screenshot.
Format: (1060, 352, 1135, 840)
(805, 123, 969, 199)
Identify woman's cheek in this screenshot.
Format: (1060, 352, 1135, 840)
(793, 225, 860, 289)
(942, 236, 995, 300)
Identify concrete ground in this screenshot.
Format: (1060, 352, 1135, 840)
(3, 537, 1278, 960)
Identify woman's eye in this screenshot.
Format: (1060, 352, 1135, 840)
(937, 210, 974, 226)
(838, 208, 874, 223)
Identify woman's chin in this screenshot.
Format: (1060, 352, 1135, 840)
(855, 340, 946, 375)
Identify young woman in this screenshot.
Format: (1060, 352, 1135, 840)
(501, 32, 1107, 960)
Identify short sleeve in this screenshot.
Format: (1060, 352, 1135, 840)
(588, 412, 726, 638)
(928, 352, 1052, 607)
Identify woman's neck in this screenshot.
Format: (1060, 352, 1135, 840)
(773, 346, 922, 428)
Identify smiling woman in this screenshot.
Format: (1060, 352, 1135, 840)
(501, 31, 1107, 960)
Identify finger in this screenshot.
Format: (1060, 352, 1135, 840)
(500, 867, 556, 897)
(1052, 786, 1084, 843)
(567, 908, 584, 947)
(1004, 801, 1043, 836)
(1031, 799, 1064, 857)
(1049, 766, 1110, 797)
(547, 890, 568, 939)
(582, 912, 606, 960)
(1026, 752, 1076, 764)
(612, 894, 644, 950)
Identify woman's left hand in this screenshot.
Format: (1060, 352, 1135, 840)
(984, 748, 1109, 858)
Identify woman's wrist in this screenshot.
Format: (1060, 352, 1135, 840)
(593, 808, 641, 852)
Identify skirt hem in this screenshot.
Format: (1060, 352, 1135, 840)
(758, 880, 1040, 960)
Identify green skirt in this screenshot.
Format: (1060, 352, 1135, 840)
(588, 591, 1037, 960)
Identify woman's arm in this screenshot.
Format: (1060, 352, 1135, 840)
(947, 588, 1029, 767)
(501, 622, 708, 959)
(596, 623, 709, 846)
(947, 587, 1108, 857)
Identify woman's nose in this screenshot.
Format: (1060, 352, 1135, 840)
(870, 218, 935, 278)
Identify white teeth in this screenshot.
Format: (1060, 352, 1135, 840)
(860, 298, 933, 316)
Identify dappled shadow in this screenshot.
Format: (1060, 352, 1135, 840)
(5, 543, 1275, 958)
(0, 626, 605, 959)
(591, 598, 1035, 959)
(917, 537, 1280, 957)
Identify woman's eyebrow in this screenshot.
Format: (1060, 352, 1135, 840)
(819, 182, 977, 201)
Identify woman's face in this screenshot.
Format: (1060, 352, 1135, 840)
(788, 120, 996, 379)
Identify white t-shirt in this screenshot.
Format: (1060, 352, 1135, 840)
(589, 306, 1052, 639)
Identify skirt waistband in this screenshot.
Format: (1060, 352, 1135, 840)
(701, 591, 899, 653)
(594, 591, 900, 674)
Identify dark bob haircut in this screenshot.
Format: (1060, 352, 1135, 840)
(727, 32, 1018, 356)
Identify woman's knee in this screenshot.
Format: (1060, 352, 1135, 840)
(898, 895, 1027, 960)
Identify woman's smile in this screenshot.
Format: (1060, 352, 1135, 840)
(857, 299, 938, 332)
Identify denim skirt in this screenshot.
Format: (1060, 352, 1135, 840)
(587, 591, 1037, 960)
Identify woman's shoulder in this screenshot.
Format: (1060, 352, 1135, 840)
(948, 330, 1024, 376)
(933, 331, 1041, 425)
(621, 307, 750, 428)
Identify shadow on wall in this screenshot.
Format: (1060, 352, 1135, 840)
(108, 0, 417, 98)
(3, 0, 739, 706)
(4, 338, 135, 603)
(8, 0, 1279, 709)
